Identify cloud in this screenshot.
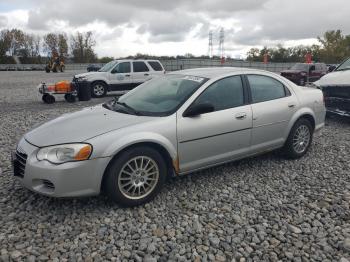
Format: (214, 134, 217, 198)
(1, 0, 350, 58)
(0, 15, 7, 27)
(229, 0, 350, 46)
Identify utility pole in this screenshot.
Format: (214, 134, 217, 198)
(219, 28, 225, 59)
(208, 31, 213, 58)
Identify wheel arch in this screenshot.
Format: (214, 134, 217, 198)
(91, 80, 108, 88)
(286, 108, 316, 139)
(298, 114, 315, 130)
(100, 141, 176, 193)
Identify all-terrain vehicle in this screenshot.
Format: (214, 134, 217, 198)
(45, 57, 65, 73)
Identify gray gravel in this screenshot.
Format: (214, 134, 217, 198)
(0, 71, 350, 261)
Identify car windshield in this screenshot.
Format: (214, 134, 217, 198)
(106, 74, 207, 116)
(336, 57, 350, 71)
(290, 63, 308, 71)
(98, 60, 118, 72)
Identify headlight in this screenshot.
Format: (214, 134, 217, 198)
(37, 143, 92, 164)
(77, 76, 88, 81)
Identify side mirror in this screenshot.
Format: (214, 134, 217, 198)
(183, 102, 214, 117)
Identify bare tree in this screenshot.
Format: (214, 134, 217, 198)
(43, 33, 58, 56)
(58, 33, 68, 60)
(9, 29, 25, 56)
(0, 29, 12, 58)
(70, 31, 97, 63)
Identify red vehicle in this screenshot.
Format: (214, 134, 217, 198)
(281, 63, 328, 86)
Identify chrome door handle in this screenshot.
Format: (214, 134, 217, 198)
(288, 103, 296, 108)
(144, 73, 149, 76)
(125, 74, 130, 77)
(235, 112, 247, 120)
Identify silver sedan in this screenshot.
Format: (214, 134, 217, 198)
(13, 68, 326, 206)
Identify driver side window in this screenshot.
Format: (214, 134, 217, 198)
(112, 62, 131, 74)
(194, 75, 244, 112)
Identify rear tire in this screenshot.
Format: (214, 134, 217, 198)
(64, 93, 76, 103)
(42, 94, 55, 104)
(283, 118, 313, 159)
(91, 82, 107, 98)
(104, 146, 167, 207)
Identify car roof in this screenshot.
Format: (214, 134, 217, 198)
(168, 67, 263, 78)
(113, 59, 161, 62)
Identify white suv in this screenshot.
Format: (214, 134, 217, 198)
(73, 60, 165, 97)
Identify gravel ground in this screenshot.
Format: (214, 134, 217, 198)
(0, 71, 350, 262)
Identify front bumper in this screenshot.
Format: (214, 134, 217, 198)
(321, 86, 350, 117)
(12, 138, 111, 197)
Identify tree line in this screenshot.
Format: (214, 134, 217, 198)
(246, 30, 350, 64)
(0, 29, 98, 64)
(0, 28, 349, 64)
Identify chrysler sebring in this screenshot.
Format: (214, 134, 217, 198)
(13, 68, 326, 206)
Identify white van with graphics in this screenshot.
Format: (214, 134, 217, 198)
(73, 60, 165, 97)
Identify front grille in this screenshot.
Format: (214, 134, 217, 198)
(13, 148, 27, 178)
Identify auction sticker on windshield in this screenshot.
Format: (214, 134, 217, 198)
(182, 76, 205, 82)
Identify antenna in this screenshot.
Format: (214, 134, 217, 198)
(208, 30, 213, 58)
(219, 27, 225, 58)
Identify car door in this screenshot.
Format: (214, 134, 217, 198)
(246, 74, 298, 152)
(132, 61, 152, 85)
(177, 75, 253, 172)
(109, 62, 132, 90)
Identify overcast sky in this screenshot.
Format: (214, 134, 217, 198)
(0, 0, 349, 58)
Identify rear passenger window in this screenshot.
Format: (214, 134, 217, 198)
(247, 75, 286, 103)
(133, 62, 149, 72)
(194, 76, 244, 112)
(148, 61, 163, 71)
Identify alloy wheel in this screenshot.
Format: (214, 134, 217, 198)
(118, 156, 159, 200)
(93, 85, 105, 96)
(292, 125, 310, 154)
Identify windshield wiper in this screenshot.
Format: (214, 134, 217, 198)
(115, 101, 141, 115)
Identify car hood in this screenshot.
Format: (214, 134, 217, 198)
(75, 71, 106, 78)
(281, 70, 303, 74)
(25, 105, 154, 147)
(315, 70, 350, 87)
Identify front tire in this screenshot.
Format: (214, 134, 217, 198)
(91, 82, 107, 98)
(283, 118, 313, 159)
(104, 146, 167, 207)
